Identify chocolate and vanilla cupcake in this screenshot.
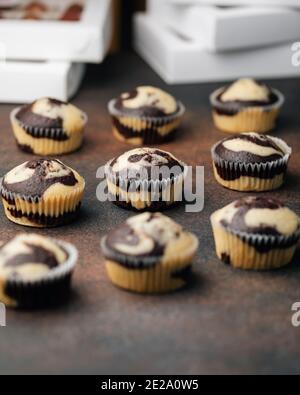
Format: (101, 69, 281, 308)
(0, 234, 78, 308)
(212, 133, 291, 192)
(101, 212, 199, 293)
(105, 147, 186, 211)
(0, 158, 85, 228)
(210, 79, 284, 134)
(108, 86, 185, 145)
(11, 98, 87, 155)
(211, 196, 300, 270)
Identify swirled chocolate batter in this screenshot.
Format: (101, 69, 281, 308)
(1, 159, 78, 203)
(114, 86, 179, 118)
(0, 233, 76, 308)
(104, 212, 189, 268)
(16, 98, 65, 131)
(15, 97, 86, 143)
(102, 212, 198, 293)
(0, 158, 85, 228)
(108, 147, 185, 185)
(213, 79, 279, 116)
(109, 86, 184, 146)
(213, 196, 300, 253)
(212, 133, 290, 181)
(0, 234, 67, 281)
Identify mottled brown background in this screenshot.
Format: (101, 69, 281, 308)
(0, 54, 300, 375)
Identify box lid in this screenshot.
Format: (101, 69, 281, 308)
(134, 13, 300, 84)
(0, 0, 112, 63)
(148, 0, 300, 52)
(169, 0, 300, 6)
(0, 60, 85, 103)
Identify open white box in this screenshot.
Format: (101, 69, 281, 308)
(0, 61, 85, 103)
(169, 0, 300, 6)
(134, 13, 300, 84)
(0, 0, 112, 63)
(148, 0, 300, 52)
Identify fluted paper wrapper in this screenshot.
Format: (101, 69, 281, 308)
(101, 235, 198, 293)
(1, 178, 85, 228)
(11, 107, 87, 155)
(108, 99, 185, 145)
(211, 217, 300, 271)
(105, 160, 187, 211)
(210, 88, 285, 134)
(211, 136, 292, 192)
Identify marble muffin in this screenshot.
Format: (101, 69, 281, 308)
(101, 212, 199, 293)
(210, 78, 284, 134)
(212, 132, 291, 192)
(11, 97, 87, 155)
(105, 147, 186, 211)
(0, 158, 85, 228)
(211, 196, 300, 270)
(0, 233, 78, 308)
(108, 86, 185, 145)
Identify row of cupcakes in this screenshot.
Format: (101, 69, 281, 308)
(9, 78, 284, 157)
(1, 193, 299, 306)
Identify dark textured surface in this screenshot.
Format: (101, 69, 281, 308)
(0, 53, 300, 375)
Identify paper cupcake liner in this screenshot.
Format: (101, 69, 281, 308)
(211, 218, 300, 270)
(0, 178, 85, 227)
(10, 107, 88, 155)
(210, 88, 284, 134)
(211, 136, 291, 192)
(102, 235, 198, 293)
(108, 99, 185, 145)
(105, 160, 187, 211)
(1, 239, 78, 309)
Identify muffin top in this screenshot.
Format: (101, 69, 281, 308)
(212, 196, 300, 237)
(15, 97, 86, 133)
(103, 212, 198, 265)
(219, 79, 276, 104)
(220, 79, 270, 103)
(114, 86, 178, 117)
(213, 133, 290, 164)
(0, 234, 68, 281)
(1, 158, 83, 200)
(107, 148, 185, 182)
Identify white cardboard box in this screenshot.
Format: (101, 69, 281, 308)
(0, 0, 112, 63)
(0, 61, 85, 103)
(134, 13, 300, 84)
(148, 0, 300, 52)
(168, 0, 300, 7)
